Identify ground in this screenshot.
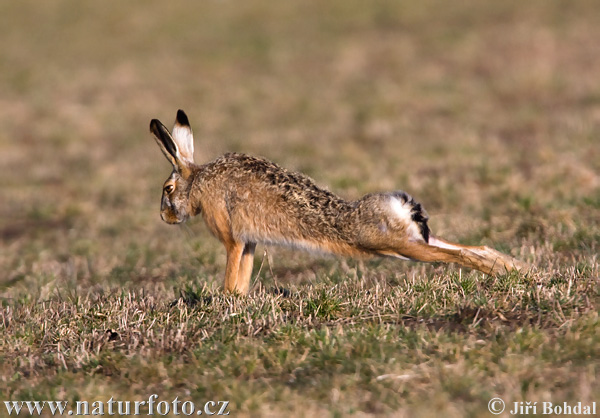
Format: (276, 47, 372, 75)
(0, 1, 599, 417)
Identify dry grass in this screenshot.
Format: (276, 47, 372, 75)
(1, 0, 599, 416)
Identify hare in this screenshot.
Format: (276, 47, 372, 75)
(150, 110, 527, 294)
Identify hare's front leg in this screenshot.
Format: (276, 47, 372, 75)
(224, 242, 245, 293)
(236, 242, 256, 294)
(223, 241, 256, 294)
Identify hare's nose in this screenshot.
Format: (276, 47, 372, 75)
(161, 198, 172, 212)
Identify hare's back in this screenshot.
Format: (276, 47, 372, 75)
(208, 153, 340, 203)
(202, 153, 353, 248)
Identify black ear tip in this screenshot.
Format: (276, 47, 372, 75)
(149, 119, 162, 133)
(176, 109, 190, 126)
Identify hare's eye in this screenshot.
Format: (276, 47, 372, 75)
(164, 184, 174, 194)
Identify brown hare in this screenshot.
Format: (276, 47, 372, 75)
(150, 110, 526, 294)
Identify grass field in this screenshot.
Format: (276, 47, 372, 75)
(1, 1, 599, 416)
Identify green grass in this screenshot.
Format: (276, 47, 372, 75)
(2, 275, 599, 416)
(1, 0, 600, 416)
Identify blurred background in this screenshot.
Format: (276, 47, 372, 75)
(1, 1, 600, 415)
(1, 0, 598, 298)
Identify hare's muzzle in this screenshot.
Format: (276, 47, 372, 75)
(160, 210, 187, 225)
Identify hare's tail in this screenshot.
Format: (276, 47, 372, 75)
(396, 236, 528, 275)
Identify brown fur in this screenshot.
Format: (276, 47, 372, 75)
(151, 110, 528, 294)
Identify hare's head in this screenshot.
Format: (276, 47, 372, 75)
(150, 110, 196, 225)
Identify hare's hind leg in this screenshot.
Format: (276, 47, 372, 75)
(428, 236, 528, 273)
(236, 242, 256, 294)
(398, 240, 524, 275)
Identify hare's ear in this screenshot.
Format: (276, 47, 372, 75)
(171, 109, 194, 165)
(150, 118, 181, 170)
